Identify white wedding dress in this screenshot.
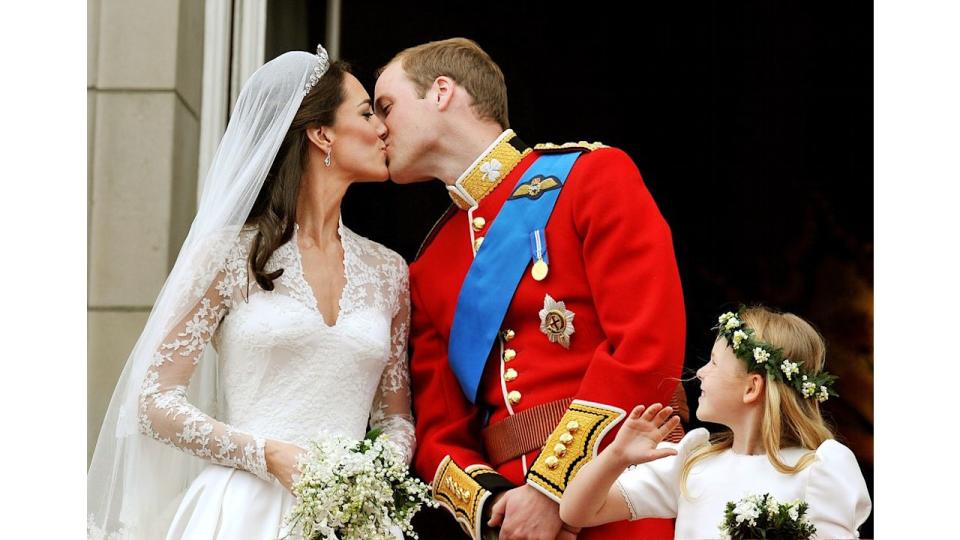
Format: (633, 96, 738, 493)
(132, 219, 414, 540)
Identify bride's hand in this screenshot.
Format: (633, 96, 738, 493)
(265, 439, 306, 492)
(607, 403, 681, 466)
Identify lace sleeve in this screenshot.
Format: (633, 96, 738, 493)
(137, 269, 271, 481)
(369, 261, 415, 465)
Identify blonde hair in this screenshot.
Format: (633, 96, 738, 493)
(680, 306, 835, 497)
(383, 37, 510, 129)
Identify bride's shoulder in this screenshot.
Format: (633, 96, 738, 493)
(179, 226, 260, 275)
(218, 226, 259, 260)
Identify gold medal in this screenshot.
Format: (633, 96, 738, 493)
(531, 259, 549, 281)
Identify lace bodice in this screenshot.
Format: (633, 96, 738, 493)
(137, 220, 414, 483)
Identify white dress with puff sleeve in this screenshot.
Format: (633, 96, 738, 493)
(615, 428, 872, 540)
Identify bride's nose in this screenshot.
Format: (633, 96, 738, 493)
(375, 117, 388, 140)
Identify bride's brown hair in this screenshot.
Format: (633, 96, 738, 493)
(244, 60, 350, 290)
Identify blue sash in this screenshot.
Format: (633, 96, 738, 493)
(448, 151, 584, 403)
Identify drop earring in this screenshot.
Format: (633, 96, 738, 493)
(324, 152, 332, 167)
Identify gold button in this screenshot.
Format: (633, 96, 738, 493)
(508, 390, 522, 404)
(504, 368, 518, 382)
(503, 348, 516, 362)
(545, 455, 559, 469)
(472, 217, 487, 230)
(473, 237, 484, 251)
(503, 329, 516, 342)
(566, 421, 580, 433)
(559, 432, 574, 445)
(553, 443, 567, 457)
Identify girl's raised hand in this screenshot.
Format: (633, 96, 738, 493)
(608, 403, 681, 465)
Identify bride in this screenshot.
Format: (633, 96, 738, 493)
(87, 45, 414, 539)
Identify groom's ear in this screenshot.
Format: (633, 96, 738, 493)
(433, 76, 455, 111)
(305, 125, 334, 153)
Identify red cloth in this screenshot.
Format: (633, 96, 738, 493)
(410, 146, 685, 539)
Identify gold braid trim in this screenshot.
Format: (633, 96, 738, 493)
(432, 456, 492, 540)
(533, 140, 607, 153)
(525, 400, 626, 503)
(449, 131, 531, 210)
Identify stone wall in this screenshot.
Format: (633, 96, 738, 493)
(87, 0, 205, 463)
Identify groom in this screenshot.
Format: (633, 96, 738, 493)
(375, 38, 686, 540)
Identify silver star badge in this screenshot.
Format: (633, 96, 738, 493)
(539, 294, 575, 349)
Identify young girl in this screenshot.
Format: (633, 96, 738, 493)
(559, 306, 872, 539)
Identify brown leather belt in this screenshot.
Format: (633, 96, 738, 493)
(481, 398, 573, 466)
(480, 385, 690, 466)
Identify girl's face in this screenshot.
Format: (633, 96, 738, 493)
(695, 338, 753, 425)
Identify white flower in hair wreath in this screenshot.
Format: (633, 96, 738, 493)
(724, 316, 741, 331)
(731, 330, 748, 350)
(780, 359, 800, 380)
(713, 308, 837, 402)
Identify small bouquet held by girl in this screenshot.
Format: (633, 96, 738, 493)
(718, 492, 817, 540)
(282, 429, 436, 540)
(559, 306, 872, 540)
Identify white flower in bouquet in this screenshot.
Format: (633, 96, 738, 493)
(719, 492, 816, 540)
(764, 494, 779, 517)
(732, 497, 760, 526)
(283, 429, 436, 540)
(787, 500, 800, 521)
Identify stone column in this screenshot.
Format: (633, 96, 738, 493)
(87, 0, 205, 464)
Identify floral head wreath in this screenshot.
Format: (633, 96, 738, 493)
(714, 308, 837, 403)
(303, 43, 331, 96)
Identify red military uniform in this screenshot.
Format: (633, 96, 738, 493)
(409, 130, 685, 539)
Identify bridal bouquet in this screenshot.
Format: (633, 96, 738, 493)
(282, 429, 436, 540)
(718, 492, 816, 540)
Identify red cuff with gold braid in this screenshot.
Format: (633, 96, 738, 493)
(525, 400, 626, 503)
(432, 457, 514, 540)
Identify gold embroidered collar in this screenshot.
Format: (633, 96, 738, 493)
(447, 129, 531, 210)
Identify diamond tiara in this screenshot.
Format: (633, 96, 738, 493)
(303, 44, 331, 96)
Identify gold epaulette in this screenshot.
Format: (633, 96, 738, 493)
(432, 456, 493, 540)
(533, 141, 607, 153)
(525, 400, 626, 503)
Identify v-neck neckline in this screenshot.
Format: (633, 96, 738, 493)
(291, 218, 349, 327)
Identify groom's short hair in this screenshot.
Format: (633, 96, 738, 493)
(382, 38, 510, 129)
